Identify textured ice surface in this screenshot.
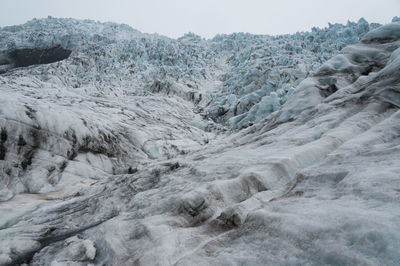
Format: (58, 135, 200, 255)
(0, 17, 399, 265)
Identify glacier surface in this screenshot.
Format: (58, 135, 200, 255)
(0, 17, 399, 265)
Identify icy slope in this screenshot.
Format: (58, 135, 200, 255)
(0, 17, 399, 265)
(0, 17, 379, 128)
(0, 17, 378, 200)
(207, 19, 380, 129)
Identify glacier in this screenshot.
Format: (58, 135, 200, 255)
(0, 17, 399, 265)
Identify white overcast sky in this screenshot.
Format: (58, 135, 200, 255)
(0, 0, 398, 38)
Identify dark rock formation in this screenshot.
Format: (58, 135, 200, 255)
(0, 45, 71, 73)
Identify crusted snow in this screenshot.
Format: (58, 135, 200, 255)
(0, 17, 399, 265)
